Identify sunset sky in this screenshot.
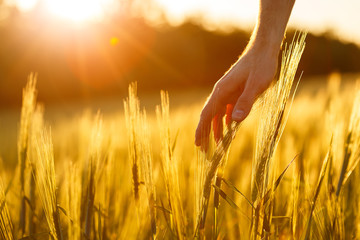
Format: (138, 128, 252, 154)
(154, 0, 360, 44)
(9, 0, 360, 45)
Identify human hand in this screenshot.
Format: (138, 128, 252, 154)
(195, 42, 279, 150)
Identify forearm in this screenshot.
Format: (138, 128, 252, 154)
(250, 0, 295, 54)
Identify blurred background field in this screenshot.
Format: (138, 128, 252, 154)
(0, 73, 360, 168)
(0, 72, 358, 169)
(0, 0, 360, 108)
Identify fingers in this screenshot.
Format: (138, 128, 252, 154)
(196, 111, 224, 151)
(195, 87, 224, 150)
(225, 104, 234, 126)
(195, 104, 213, 150)
(212, 113, 224, 143)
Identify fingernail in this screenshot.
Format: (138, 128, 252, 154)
(232, 109, 244, 121)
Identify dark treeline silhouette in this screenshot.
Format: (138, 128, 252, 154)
(0, 13, 359, 107)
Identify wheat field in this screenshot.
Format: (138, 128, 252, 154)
(1, 34, 360, 240)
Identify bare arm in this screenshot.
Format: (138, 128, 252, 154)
(195, 0, 295, 149)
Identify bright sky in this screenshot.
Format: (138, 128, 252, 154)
(10, 0, 360, 44)
(12, 0, 118, 22)
(154, 0, 360, 45)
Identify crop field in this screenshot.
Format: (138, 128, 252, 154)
(1, 35, 360, 240)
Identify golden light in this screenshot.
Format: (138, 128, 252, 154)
(44, 0, 114, 22)
(15, 0, 38, 12)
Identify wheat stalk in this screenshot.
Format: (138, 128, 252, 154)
(65, 161, 82, 240)
(18, 73, 37, 237)
(31, 127, 62, 240)
(156, 90, 187, 239)
(0, 178, 14, 240)
(250, 32, 306, 239)
(336, 87, 360, 195)
(84, 112, 104, 239)
(124, 83, 141, 204)
(252, 33, 306, 203)
(195, 121, 239, 234)
(124, 83, 157, 238)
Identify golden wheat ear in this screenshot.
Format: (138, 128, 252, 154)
(250, 32, 306, 239)
(336, 88, 360, 196)
(31, 127, 63, 240)
(84, 112, 104, 239)
(64, 161, 82, 240)
(195, 121, 239, 235)
(252, 32, 306, 203)
(124, 82, 157, 238)
(18, 73, 38, 237)
(156, 90, 186, 239)
(124, 82, 141, 204)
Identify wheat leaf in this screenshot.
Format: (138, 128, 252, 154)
(221, 177, 254, 209)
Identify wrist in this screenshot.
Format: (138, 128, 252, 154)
(251, 23, 283, 55)
(247, 34, 281, 59)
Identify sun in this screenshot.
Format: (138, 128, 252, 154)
(44, 0, 114, 22)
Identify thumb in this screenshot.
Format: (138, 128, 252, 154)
(232, 84, 257, 122)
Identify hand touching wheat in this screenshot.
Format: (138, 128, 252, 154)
(195, 42, 278, 149)
(195, 0, 296, 150)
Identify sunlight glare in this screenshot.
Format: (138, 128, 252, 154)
(44, 0, 114, 22)
(15, 0, 38, 12)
